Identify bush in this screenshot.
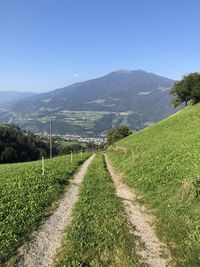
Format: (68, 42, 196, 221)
(107, 125, 132, 145)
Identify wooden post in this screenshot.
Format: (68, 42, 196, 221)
(50, 118, 52, 159)
(71, 151, 73, 163)
(42, 156, 45, 176)
(132, 150, 134, 161)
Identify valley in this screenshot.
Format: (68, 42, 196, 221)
(1, 103, 200, 266)
(1, 1, 199, 266)
(0, 70, 177, 136)
(0, 108, 132, 136)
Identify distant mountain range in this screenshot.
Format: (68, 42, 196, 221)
(0, 70, 178, 136)
(0, 91, 35, 104)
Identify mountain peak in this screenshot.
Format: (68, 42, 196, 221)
(115, 69, 132, 74)
(110, 69, 150, 76)
(4, 70, 176, 136)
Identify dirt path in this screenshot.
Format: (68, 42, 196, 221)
(105, 154, 172, 267)
(15, 154, 95, 267)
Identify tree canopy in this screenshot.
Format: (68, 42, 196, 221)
(170, 72, 200, 107)
(0, 124, 50, 163)
(107, 125, 132, 145)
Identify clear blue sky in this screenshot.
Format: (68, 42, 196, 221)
(0, 0, 200, 92)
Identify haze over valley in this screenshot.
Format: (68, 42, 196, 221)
(0, 70, 176, 136)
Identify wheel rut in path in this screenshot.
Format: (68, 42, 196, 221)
(104, 154, 172, 267)
(15, 154, 95, 267)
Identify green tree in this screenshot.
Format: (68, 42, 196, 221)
(59, 143, 84, 155)
(0, 124, 50, 163)
(170, 72, 200, 107)
(1, 147, 17, 163)
(107, 125, 132, 145)
(191, 81, 200, 104)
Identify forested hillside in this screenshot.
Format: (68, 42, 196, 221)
(0, 124, 49, 163)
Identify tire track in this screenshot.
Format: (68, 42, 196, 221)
(105, 154, 172, 267)
(15, 154, 95, 267)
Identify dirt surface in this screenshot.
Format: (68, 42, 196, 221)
(15, 154, 95, 267)
(105, 154, 172, 267)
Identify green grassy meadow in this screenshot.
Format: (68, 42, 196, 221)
(0, 153, 89, 265)
(108, 104, 200, 266)
(53, 154, 142, 267)
(59, 140, 87, 148)
(2, 103, 200, 266)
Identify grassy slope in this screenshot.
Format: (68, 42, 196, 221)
(0, 153, 90, 265)
(53, 154, 142, 267)
(108, 104, 200, 267)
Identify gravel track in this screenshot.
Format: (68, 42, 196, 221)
(105, 154, 172, 267)
(15, 154, 95, 267)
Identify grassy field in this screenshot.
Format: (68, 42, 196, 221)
(53, 154, 142, 267)
(0, 153, 90, 265)
(59, 140, 87, 149)
(108, 104, 200, 266)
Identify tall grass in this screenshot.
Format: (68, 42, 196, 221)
(108, 104, 200, 266)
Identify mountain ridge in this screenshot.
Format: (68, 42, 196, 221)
(0, 70, 177, 136)
(0, 91, 35, 104)
(10, 69, 174, 111)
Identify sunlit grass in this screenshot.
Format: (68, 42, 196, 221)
(53, 154, 142, 267)
(0, 153, 90, 264)
(108, 104, 200, 266)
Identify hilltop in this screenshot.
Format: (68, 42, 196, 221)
(108, 103, 200, 266)
(0, 70, 176, 136)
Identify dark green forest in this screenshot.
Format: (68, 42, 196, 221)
(0, 124, 99, 164)
(0, 124, 49, 163)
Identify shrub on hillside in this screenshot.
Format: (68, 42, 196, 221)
(107, 125, 132, 145)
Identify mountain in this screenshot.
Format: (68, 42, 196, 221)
(0, 70, 177, 136)
(0, 91, 35, 104)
